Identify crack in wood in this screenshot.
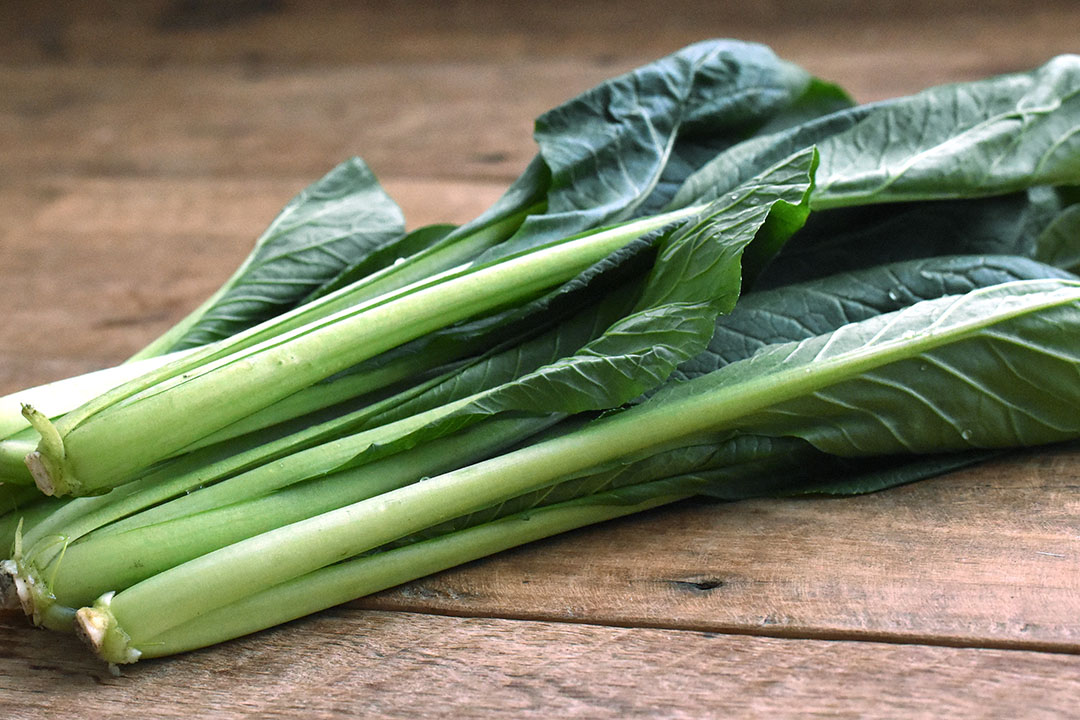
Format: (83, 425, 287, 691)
(667, 577, 727, 592)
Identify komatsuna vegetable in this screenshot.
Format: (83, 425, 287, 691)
(3, 148, 818, 625)
(3, 43, 1080, 667)
(75, 278, 1080, 662)
(21, 147, 816, 498)
(12, 253, 1064, 626)
(17, 39, 843, 499)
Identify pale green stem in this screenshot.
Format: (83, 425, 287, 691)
(129, 201, 541, 363)
(17, 360, 465, 556)
(42, 415, 558, 611)
(36, 208, 697, 496)
(0, 433, 37, 485)
(86, 478, 697, 662)
(100, 281, 1061, 644)
(0, 351, 192, 441)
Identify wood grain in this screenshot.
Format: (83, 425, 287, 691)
(0, 63, 552, 182)
(2, 608, 1078, 720)
(3, 3, 1079, 185)
(3, 0, 1077, 76)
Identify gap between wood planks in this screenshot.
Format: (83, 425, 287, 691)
(347, 603, 1080, 657)
(3, 607, 1078, 719)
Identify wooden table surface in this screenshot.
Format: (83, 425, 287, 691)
(2, 1, 1079, 717)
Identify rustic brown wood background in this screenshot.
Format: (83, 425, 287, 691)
(2, 1, 1079, 717)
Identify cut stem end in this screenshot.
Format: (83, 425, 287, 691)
(0, 560, 23, 610)
(75, 594, 141, 665)
(0, 557, 75, 629)
(20, 405, 77, 496)
(24, 452, 55, 496)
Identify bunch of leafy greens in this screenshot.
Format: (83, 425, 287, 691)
(1, 40, 1079, 665)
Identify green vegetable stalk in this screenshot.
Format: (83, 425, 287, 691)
(23, 206, 700, 497)
(4, 40, 1080, 669)
(74, 280, 1080, 662)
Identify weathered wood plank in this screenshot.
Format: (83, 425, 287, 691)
(0, 63, 549, 182)
(2, 608, 1078, 719)
(3, 0, 1077, 78)
(355, 446, 1080, 653)
(7, 176, 504, 237)
(4, 23, 1080, 184)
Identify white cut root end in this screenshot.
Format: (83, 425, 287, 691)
(75, 606, 108, 651)
(24, 452, 55, 496)
(74, 595, 142, 665)
(0, 559, 34, 615)
(20, 404, 67, 496)
(0, 560, 22, 610)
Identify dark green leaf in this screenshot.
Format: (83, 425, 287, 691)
(782, 450, 998, 496)
(482, 41, 838, 263)
(668, 100, 887, 209)
(560, 435, 992, 501)
(655, 280, 1080, 455)
(678, 254, 1076, 381)
(812, 55, 1080, 208)
(755, 191, 1072, 289)
(637, 147, 817, 309)
(1035, 201, 1080, 273)
(170, 158, 406, 350)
